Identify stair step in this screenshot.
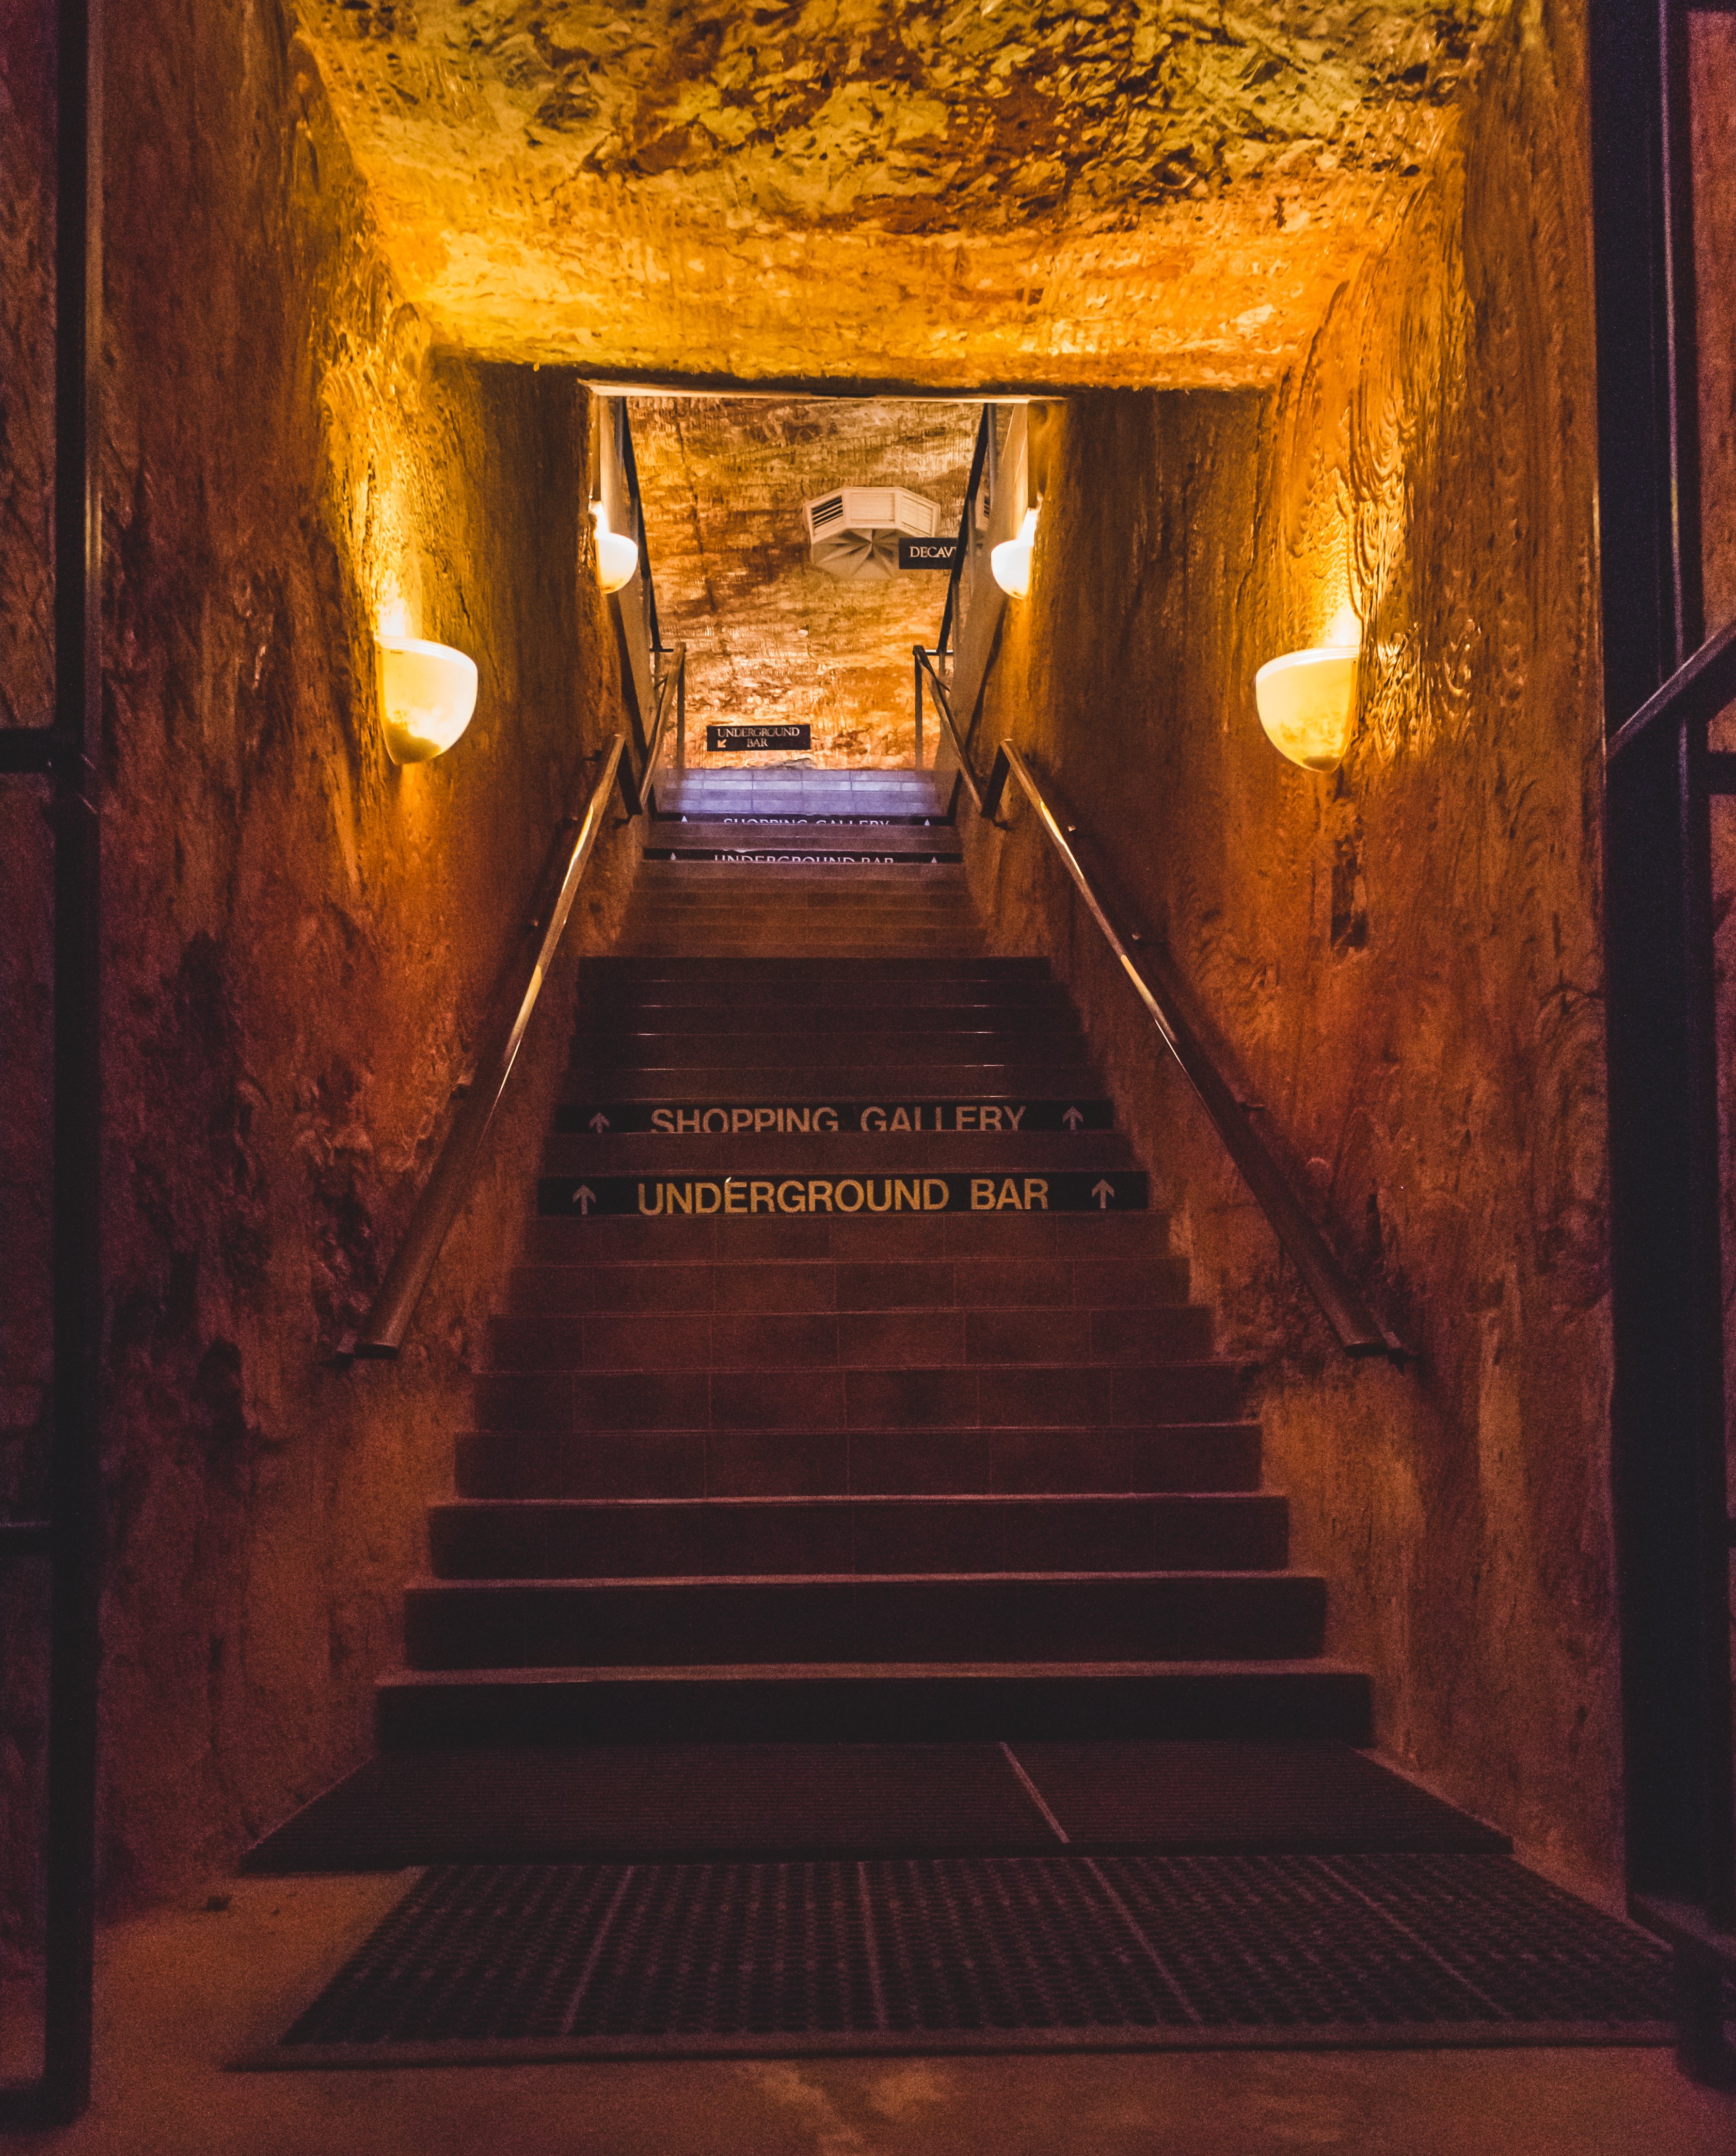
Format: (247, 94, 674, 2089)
(580, 985, 1066, 1013)
(567, 1068, 1102, 1100)
(520, 1209, 1176, 1263)
(455, 1423, 1264, 1500)
(401, 1572, 1329, 1670)
(484, 1306, 1214, 1372)
(472, 1362, 1243, 1433)
(570, 1039, 1086, 1074)
(572, 1001, 1076, 1032)
(429, 1494, 1290, 1579)
(503, 1256, 1193, 1314)
(543, 1138, 1133, 1179)
(577, 957, 1049, 979)
(376, 1660, 1374, 1746)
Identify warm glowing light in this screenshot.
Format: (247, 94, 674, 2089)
(376, 635, 479, 764)
(1254, 646, 1358, 771)
(593, 504, 640, 594)
(991, 506, 1039, 598)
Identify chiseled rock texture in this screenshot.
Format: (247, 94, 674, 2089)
(630, 395, 976, 762)
(1693, 15, 1736, 1508)
(954, 0, 1619, 1882)
(0, 0, 636, 1916)
(292, 0, 1507, 388)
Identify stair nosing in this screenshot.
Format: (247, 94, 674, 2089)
(378, 1657, 1370, 1687)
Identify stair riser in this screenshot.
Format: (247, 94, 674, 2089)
(520, 1211, 1173, 1264)
(614, 939, 984, 959)
(484, 1307, 1213, 1372)
(578, 958, 1048, 980)
(542, 1138, 1134, 1178)
(473, 1364, 1243, 1433)
(573, 1003, 1076, 1034)
(403, 1577, 1328, 1670)
(428, 1497, 1290, 1579)
(377, 1669, 1373, 1747)
(503, 1257, 1193, 1315)
(454, 1425, 1264, 1500)
(584, 994, 1066, 1018)
(568, 1069, 1103, 1101)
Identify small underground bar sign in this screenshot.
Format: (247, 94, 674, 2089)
(557, 1100, 1115, 1136)
(705, 723, 811, 752)
(539, 1171, 1148, 1218)
(898, 536, 959, 570)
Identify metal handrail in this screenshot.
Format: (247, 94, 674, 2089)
(1605, 613, 1736, 766)
(946, 729, 1402, 1362)
(348, 735, 627, 1359)
(615, 644, 684, 817)
(914, 647, 989, 816)
(936, 407, 992, 661)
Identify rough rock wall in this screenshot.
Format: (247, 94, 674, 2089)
(952, 0, 1618, 1882)
(1, 0, 635, 1915)
(630, 396, 975, 765)
(1693, 14, 1736, 1525)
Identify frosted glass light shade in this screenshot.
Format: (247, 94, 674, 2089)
(1254, 647, 1358, 771)
(991, 506, 1039, 598)
(593, 504, 640, 594)
(376, 635, 478, 764)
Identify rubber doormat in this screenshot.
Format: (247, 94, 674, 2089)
(244, 1853, 1696, 2066)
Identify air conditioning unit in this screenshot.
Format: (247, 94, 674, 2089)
(802, 486, 939, 580)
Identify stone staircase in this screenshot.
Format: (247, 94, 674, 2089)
(376, 768, 1369, 1747)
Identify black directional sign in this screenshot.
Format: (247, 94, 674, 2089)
(898, 536, 960, 570)
(539, 1171, 1148, 1218)
(705, 723, 811, 752)
(557, 1100, 1116, 1136)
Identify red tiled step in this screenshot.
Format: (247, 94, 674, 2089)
(454, 1423, 1264, 1501)
(574, 961, 1043, 987)
(540, 1138, 1138, 1180)
(574, 996, 1076, 1029)
(428, 1493, 1290, 1580)
(502, 1255, 1194, 1314)
(401, 1570, 1329, 1670)
(375, 1660, 1374, 1747)
(471, 1361, 1243, 1433)
(567, 1067, 1102, 1103)
(519, 1209, 1174, 1264)
(483, 1304, 1213, 1371)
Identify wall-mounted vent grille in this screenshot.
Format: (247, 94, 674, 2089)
(802, 486, 940, 581)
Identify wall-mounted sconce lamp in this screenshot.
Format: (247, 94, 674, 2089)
(376, 634, 479, 764)
(1254, 637, 1359, 771)
(991, 505, 1039, 598)
(592, 503, 640, 594)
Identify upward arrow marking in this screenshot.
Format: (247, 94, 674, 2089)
(574, 1185, 597, 1216)
(1091, 1179, 1114, 1210)
(589, 1111, 610, 1133)
(1063, 1106, 1085, 1131)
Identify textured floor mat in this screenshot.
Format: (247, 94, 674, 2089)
(248, 1854, 1686, 2064)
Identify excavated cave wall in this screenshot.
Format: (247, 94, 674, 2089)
(0, 0, 635, 1915)
(953, 0, 1619, 1882)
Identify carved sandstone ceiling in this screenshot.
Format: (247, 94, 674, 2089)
(294, 0, 1504, 389)
(629, 396, 978, 761)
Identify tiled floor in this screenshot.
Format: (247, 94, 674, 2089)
(10, 1874, 1736, 2155)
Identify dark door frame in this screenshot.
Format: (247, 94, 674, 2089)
(1590, 0, 1736, 2085)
